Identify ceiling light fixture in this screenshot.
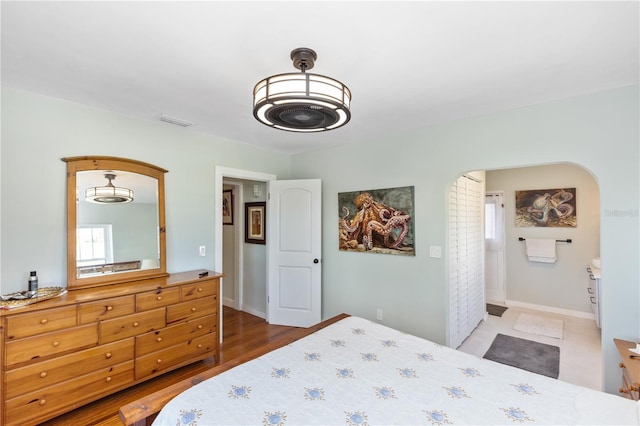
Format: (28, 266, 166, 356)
(85, 173, 134, 204)
(253, 48, 351, 132)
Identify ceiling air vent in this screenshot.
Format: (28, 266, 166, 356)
(159, 114, 194, 127)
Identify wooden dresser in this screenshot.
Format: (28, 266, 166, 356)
(614, 338, 640, 400)
(0, 269, 221, 426)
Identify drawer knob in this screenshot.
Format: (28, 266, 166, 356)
(105, 352, 112, 359)
(198, 287, 203, 292)
(52, 341, 60, 347)
(157, 358, 162, 364)
(156, 337, 163, 342)
(191, 307, 197, 312)
(197, 325, 203, 329)
(106, 306, 113, 311)
(105, 376, 112, 383)
(197, 344, 203, 349)
(39, 399, 47, 406)
(40, 318, 48, 325)
(40, 371, 47, 378)
(620, 362, 626, 369)
(157, 296, 162, 301)
(133, 322, 140, 327)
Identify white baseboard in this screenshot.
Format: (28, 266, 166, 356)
(222, 298, 266, 319)
(504, 299, 595, 320)
(241, 304, 266, 319)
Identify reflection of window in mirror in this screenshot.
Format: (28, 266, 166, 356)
(77, 225, 113, 267)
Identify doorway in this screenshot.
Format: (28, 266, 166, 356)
(485, 191, 505, 303)
(222, 179, 268, 317)
(215, 167, 276, 341)
(453, 163, 602, 388)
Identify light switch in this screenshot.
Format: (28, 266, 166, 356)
(199, 245, 206, 256)
(429, 245, 442, 258)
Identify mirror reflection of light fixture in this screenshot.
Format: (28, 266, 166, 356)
(253, 184, 261, 198)
(85, 173, 134, 203)
(253, 47, 351, 132)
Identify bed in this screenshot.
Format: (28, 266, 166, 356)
(120, 314, 639, 425)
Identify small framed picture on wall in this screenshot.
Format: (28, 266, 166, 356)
(222, 190, 233, 225)
(245, 202, 266, 244)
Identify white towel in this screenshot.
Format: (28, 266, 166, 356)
(525, 238, 557, 263)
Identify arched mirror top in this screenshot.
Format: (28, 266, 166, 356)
(63, 156, 168, 289)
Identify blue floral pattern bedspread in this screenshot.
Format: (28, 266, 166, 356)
(153, 316, 639, 425)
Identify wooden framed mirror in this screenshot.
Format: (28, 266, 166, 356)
(63, 156, 168, 289)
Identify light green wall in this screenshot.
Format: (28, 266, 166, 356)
(486, 163, 600, 313)
(292, 85, 639, 393)
(1, 87, 291, 292)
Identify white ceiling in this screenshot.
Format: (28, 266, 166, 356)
(2, 1, 638, 154)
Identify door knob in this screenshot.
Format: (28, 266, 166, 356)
(313, 258, 319, 264)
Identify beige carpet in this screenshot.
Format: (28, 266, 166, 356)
(513, 313, 564, 339)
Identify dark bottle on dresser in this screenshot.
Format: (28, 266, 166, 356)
(28, 270, 38, 293)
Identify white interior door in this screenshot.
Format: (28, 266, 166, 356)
(267, 179, 322, 327)
(485, 192, 506, 303)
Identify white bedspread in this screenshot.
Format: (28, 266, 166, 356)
(153, 316, 639, 425)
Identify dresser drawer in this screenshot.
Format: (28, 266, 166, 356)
(79, 295, 135, 324)
(5, 324, 98, 366)
(5, 361, 134, 426)
(621, 373, 640, 400)
(166, 296, 216, 324)
(135, 333, 215, 379)
(136, 287, 180, 311)
(136, 314, 216, 356)
(100, 308, 165, 344)
(5, 306, 77, 340)
(181, 278, 217, 301)
(5, 338, 134, 399)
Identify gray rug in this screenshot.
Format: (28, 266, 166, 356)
(486, 303, 508, 317)
(483, 333, 560, 378)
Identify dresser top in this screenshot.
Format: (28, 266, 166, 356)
(0, 270, 222, 317)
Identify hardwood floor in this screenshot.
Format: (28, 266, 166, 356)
(38, 306, 298, 426)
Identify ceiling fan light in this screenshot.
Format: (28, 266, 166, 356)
(85, 173, 134, 204)
(253, 48, 351, 133)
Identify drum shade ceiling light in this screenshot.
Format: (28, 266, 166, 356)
(85, 173, 134, 204)
(253, 48, 351, 132)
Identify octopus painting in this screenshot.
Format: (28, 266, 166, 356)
(515, 188, 576, 227)
(338, 186, 414, 255)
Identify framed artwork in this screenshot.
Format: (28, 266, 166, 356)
(245, 202, 266, 244)
(338, 186, 415, 256)
(515, 188, 576, 227)
(222, 190, 233, 225)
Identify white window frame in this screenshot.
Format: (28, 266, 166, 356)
(76, 224, 114, 266)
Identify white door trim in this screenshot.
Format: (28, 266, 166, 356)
(214, 166, 277, 342)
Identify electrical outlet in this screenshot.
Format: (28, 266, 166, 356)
(429, 245, 442, 258)
(199, 245, 206, 256)
(376, 308, 383, 321)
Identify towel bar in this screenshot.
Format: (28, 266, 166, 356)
(518, 237, 572, 243)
